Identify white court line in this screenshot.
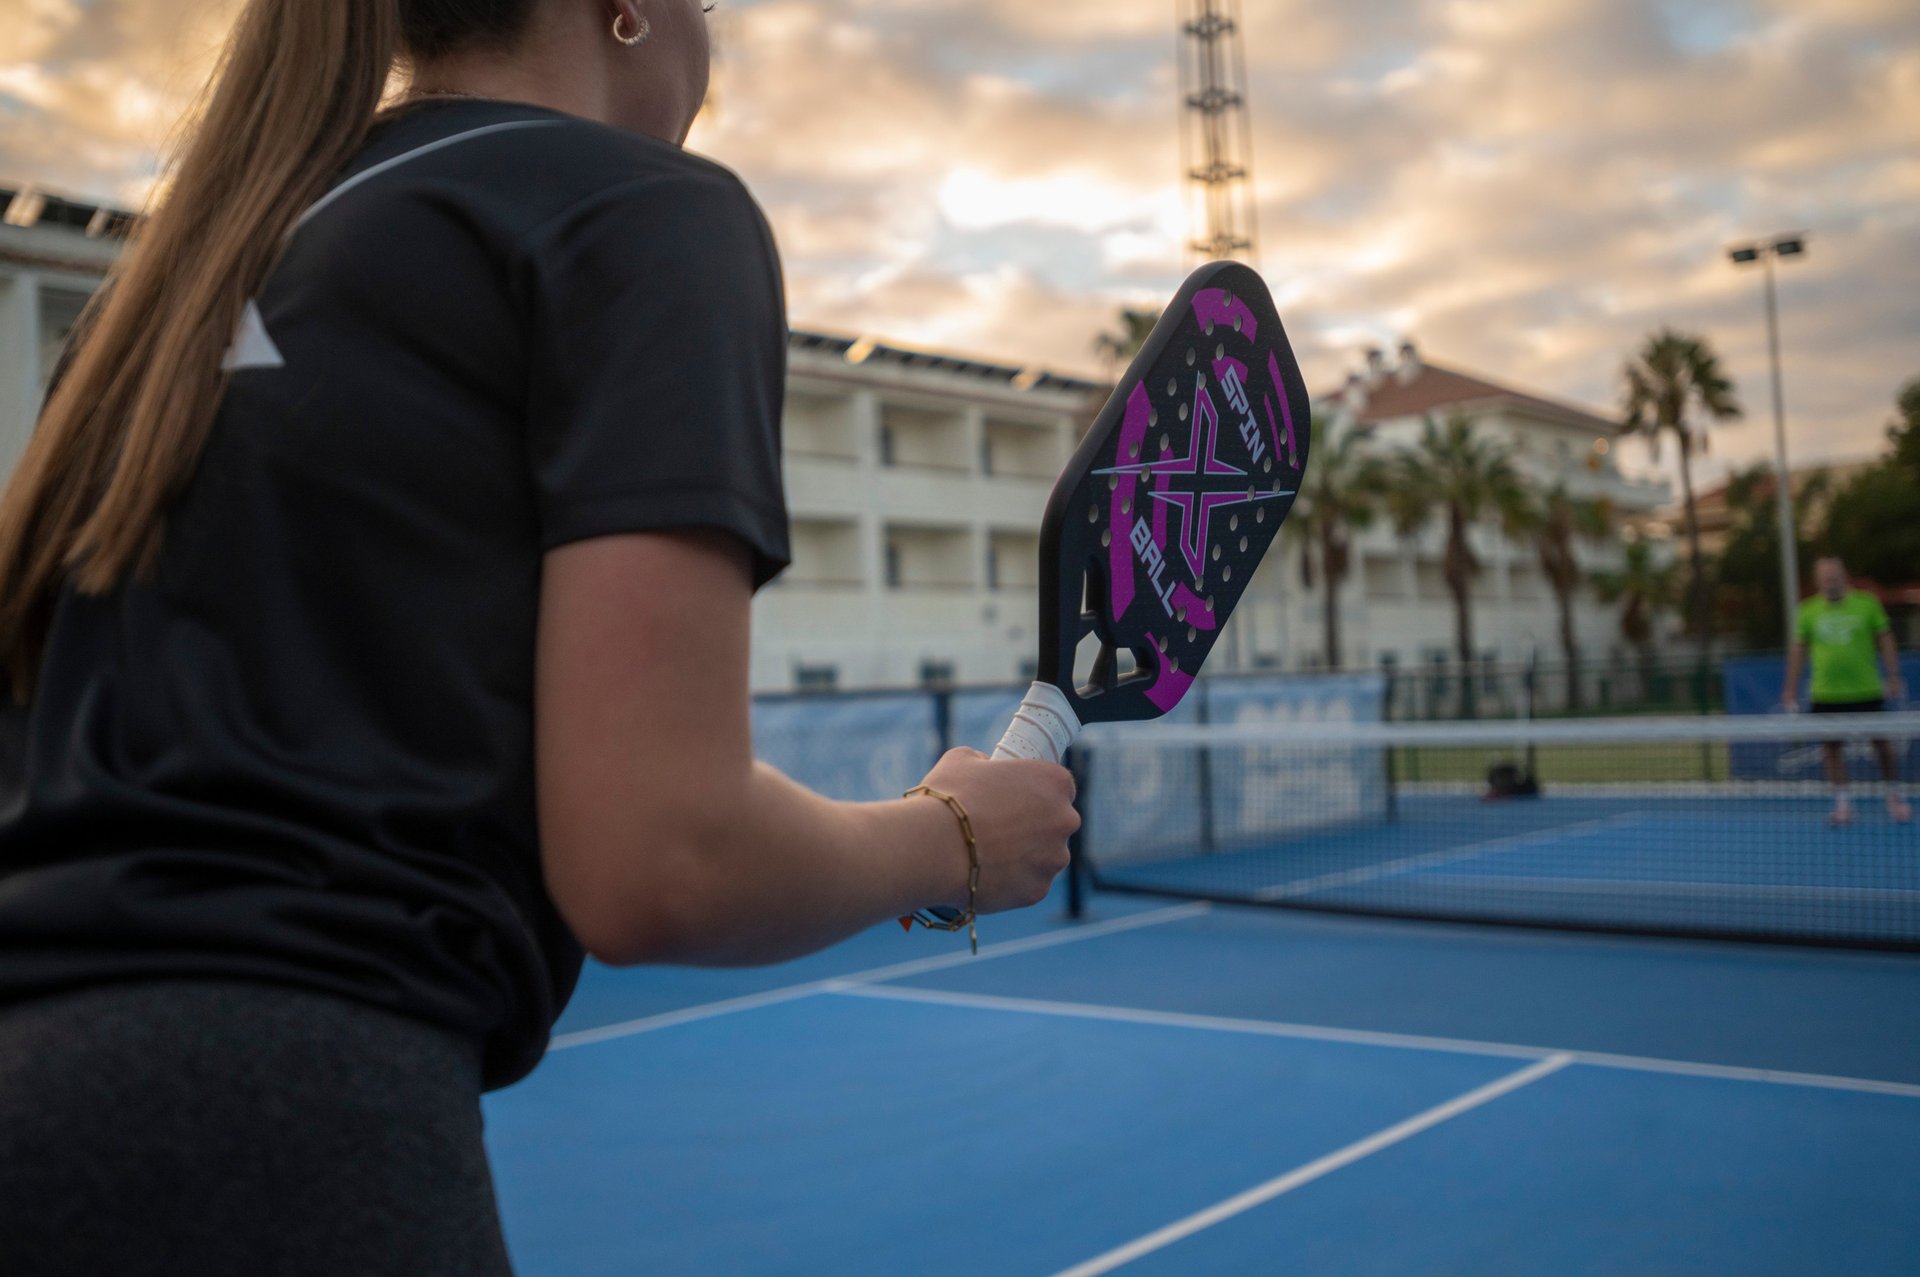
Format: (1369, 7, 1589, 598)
(1251, 815, 1639, 901)
(550, 984, 829, 1049)
(1048, 1055, 1575, 1277)
(829, 984, 1920, 1099)
(549, 902, 1210, 1050)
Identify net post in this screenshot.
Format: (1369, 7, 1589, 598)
(1523, 648, 1540, 780)
(932, 685, 954, 756)
(1196, 679, 1217, 854)
(1693, 658, 1715, 781)
(1381, 662, 1401, 824)
(1065, 745, 1089, 919)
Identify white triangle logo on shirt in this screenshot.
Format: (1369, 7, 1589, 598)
(222, 300, 285, 372)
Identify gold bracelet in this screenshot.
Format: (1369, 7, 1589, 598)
(896, 783, 980, 954)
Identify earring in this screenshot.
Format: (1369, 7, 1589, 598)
(613, 12, 651, 46)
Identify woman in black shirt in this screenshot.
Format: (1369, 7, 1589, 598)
(0, 2, 1077, 1273)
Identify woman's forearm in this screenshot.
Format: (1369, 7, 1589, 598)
(613, 761, 971, 967)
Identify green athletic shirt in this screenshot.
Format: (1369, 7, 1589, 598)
(1797, 590, 1891, 703)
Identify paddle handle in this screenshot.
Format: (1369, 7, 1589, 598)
(989, 681, 1083, 764)
(915, 684, 1084, 927)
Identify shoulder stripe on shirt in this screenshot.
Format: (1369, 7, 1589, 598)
(295, 119, 570, 231)
(224, 120, 571, 371)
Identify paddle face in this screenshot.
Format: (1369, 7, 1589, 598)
(1036, 261, 1310, 724)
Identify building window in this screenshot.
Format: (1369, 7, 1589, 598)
(919, 660, 956, 689)
(986, 546, 1000, 590)
(1018, 659, 1038, 680)
(794, 663, 839, 691)
(878, 424, 896, 467)
(885, 541, 902, 588)
(980, 435, 994, 476)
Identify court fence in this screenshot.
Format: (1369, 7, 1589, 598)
(748, 669, 1387, 806)
(1382, 652, 1725, 723)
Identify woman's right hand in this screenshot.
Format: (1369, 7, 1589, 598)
(912, 748, 1079, 914)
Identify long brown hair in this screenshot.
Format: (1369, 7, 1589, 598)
(0, 0, 535, 704)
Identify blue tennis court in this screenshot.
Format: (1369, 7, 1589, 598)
(481, 888, 1920, 1275)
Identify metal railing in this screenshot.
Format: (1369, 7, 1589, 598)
(1381, 653, 1726, 723)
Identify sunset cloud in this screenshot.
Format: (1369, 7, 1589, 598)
(2, 0, 1915, 488)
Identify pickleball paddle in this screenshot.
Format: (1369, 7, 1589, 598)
(918, 260, 1311, 925)
(991, 259, 1312, 763)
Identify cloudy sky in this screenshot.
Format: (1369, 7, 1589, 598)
(4, 0, 1916, 487)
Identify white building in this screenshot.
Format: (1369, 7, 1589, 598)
(0, 183, 1103, 693)
(752, 334, 1099, 689)
(1286, 342, 1673, 675)
(0, 184, 1669, 694)
(0, 189, 124, 477)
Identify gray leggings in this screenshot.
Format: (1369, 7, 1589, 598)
(0, 978, 515, 1277)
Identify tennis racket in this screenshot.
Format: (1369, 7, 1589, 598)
(990, 259, 1312, 765)
(919, 261, 1310, 925)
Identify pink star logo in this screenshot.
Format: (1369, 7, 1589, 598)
(1098, 379, 1291, 580)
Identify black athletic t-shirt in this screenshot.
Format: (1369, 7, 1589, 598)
(0, 100, 790, 1089)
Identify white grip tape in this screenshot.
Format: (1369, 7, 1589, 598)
(991, 682, 1083, 764)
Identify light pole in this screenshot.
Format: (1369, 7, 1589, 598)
(1728, 233, 1807, 645)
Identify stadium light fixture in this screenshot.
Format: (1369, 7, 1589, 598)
(1727, 232, 1810, 643)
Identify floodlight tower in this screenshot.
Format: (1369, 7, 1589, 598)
(1179, 0, 1258, 265)
(1728, 232, 1808, 644)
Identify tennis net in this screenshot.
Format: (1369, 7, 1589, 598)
(1070, 712, 1920, 950)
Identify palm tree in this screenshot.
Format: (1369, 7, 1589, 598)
(1504, 484, 1613, 710)
(1281, 411, 1383, 669)
(1382, 411, 1528, 678)
(1073, 305, 1167, 442)
(1620, 329, 1741, 646)
(1093, 307, 1161, 368)
(1592, 538, 1681, 670)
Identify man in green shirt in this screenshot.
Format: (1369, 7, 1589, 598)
(1781, 557, 1910, 825)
